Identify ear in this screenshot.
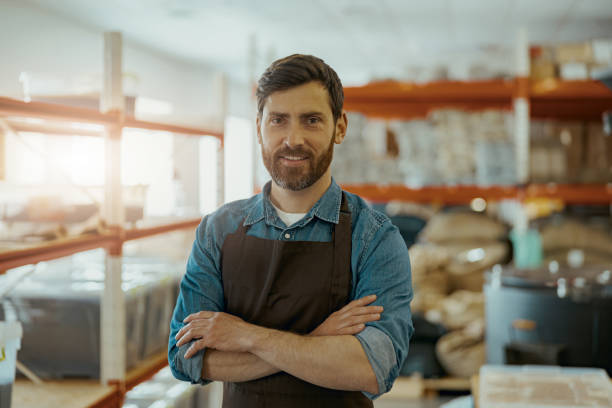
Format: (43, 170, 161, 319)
(334, 111, 348, 144)
(256, 115, 263, 145)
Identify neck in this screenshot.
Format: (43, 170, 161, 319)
(269, 170, 332, 213)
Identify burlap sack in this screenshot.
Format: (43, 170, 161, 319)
(420, 212, 507, 243)
(424, 290, 484, 331)
(411, 290, 446, 315)
(439, 241, 509, 291)
(544, 249, 612, 267)
(540, 220, 612, 255)
(436, 321, 486, 378)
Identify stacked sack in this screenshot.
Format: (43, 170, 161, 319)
(408, 211, 510, 377)
(419, 212, 509, 292)
(540, 219, 612, 266)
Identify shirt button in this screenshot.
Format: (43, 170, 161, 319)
(284, 233, 291, 239)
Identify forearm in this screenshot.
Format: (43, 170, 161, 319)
(202, 349, 280, 382)
(247, 327, 379, 394)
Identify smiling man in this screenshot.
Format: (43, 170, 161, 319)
(168, 54, 413, 407)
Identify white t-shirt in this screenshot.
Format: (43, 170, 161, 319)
(271, 202, 307, 227)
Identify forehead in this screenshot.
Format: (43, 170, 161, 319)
(263, 82, 332, 116)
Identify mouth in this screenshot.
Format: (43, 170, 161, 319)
(278, 154, 309, 166)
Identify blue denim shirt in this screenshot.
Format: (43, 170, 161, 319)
(168, 179, 414, 399)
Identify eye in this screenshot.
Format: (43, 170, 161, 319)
(270, 117, 284, 125)
(307, 116, 321, 125)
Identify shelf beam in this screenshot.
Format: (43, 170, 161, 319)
(0, 96, 223, 141)
(342, 184, 519, 205)
(0, 96, 118, 125)
(341, 183, 612, 205)
(0, 218, 201, 273)
(125, 351, 168, 391)
(0, 235, 116, 272)
(124, 218, 201, 241)
(343, 79, 612, 121)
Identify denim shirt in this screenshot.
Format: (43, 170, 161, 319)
(168, 179, 414, 399)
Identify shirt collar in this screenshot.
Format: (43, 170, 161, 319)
(243, 178, 343, 227)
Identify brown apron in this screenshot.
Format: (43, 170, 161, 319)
(220, 193, 373, 408)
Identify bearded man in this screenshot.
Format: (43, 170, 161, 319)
(169, 54, 413, 407)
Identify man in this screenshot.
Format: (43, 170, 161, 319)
(169, 54, 413, 407)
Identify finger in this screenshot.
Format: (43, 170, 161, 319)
(344, 305, 384, 317)
(184, 339, 206, 359)
(184, 311, 215, 323)
(175, 319, 208, 340)
(349, 313, 380, 326)
(340, 295, 377, 312)
(176, 327, 206, 347)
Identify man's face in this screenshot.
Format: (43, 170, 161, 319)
(257, 81, 346, 191)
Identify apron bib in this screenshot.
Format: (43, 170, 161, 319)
(219, 193, 373, 408)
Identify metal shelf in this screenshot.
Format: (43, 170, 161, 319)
(13, 379, 122, 408)
(0, 96, 223, 141)
(0, 218, 201, 273)
(125, 351, 169, 391)
(0, 234, 117, 272)
(341, 183, 612, 205)
(343, 79, 515, 120)
(343, 78, 612, 121)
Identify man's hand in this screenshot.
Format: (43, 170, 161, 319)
(178, 294, 383, 359)
(310, 294, 383, 336)
(176, 311, 253, 358)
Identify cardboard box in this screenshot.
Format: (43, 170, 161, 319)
(530, 146, 550, 181)
(531, 61, 557, 80)
(560, 62, 589, 80)
(556, 42, 594, 64)
(583, 122, 609, 182)
(592, 39, 612, 64)
(556, 122, 584, 182)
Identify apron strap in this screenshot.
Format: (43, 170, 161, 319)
(330, 192, 352, 313)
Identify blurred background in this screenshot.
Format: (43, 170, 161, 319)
(0, 1, 611, 408)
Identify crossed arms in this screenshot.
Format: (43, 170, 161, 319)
(174, 295, 383, 394)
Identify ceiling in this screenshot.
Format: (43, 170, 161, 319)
(23, 0, 612, 85)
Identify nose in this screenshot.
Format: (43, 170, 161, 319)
(284, 122, 305, 148)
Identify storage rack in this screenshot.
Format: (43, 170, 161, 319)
(1, 32, 224, 408)
(341, 78, 612, 205)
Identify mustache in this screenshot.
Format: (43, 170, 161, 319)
(274, 146, 313, 159)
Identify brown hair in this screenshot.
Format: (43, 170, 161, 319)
(256, 54, 344, 122)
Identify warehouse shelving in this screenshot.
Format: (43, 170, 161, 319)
(0, 217, 202, 272)
(342, 76, 612, 204)
(13, 379, 122, 408)
(342, 183, 612, 205)
(343, 78, 612, 121)
(343, 79, 515, 119)
(0, 96, 223, 140)
(530, 79, 612, 120)
(1, 32, 224, 408)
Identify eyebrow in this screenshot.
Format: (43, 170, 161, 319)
(267, 111, 326, 120)
(299, 111, 325, 119)
(268, 112, 289, 119)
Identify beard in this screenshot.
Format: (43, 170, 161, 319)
(262, 131, 335, 191)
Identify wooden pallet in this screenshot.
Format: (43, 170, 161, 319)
(380, 375, 472, 400)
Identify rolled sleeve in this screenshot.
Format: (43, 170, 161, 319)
(355, 326, 397, 398)
(168, 218, 225, 384)
(171, 343, 207, 384)
(351, 214, 414, 399)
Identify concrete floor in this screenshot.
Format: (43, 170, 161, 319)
(374, 396, 456, 408)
